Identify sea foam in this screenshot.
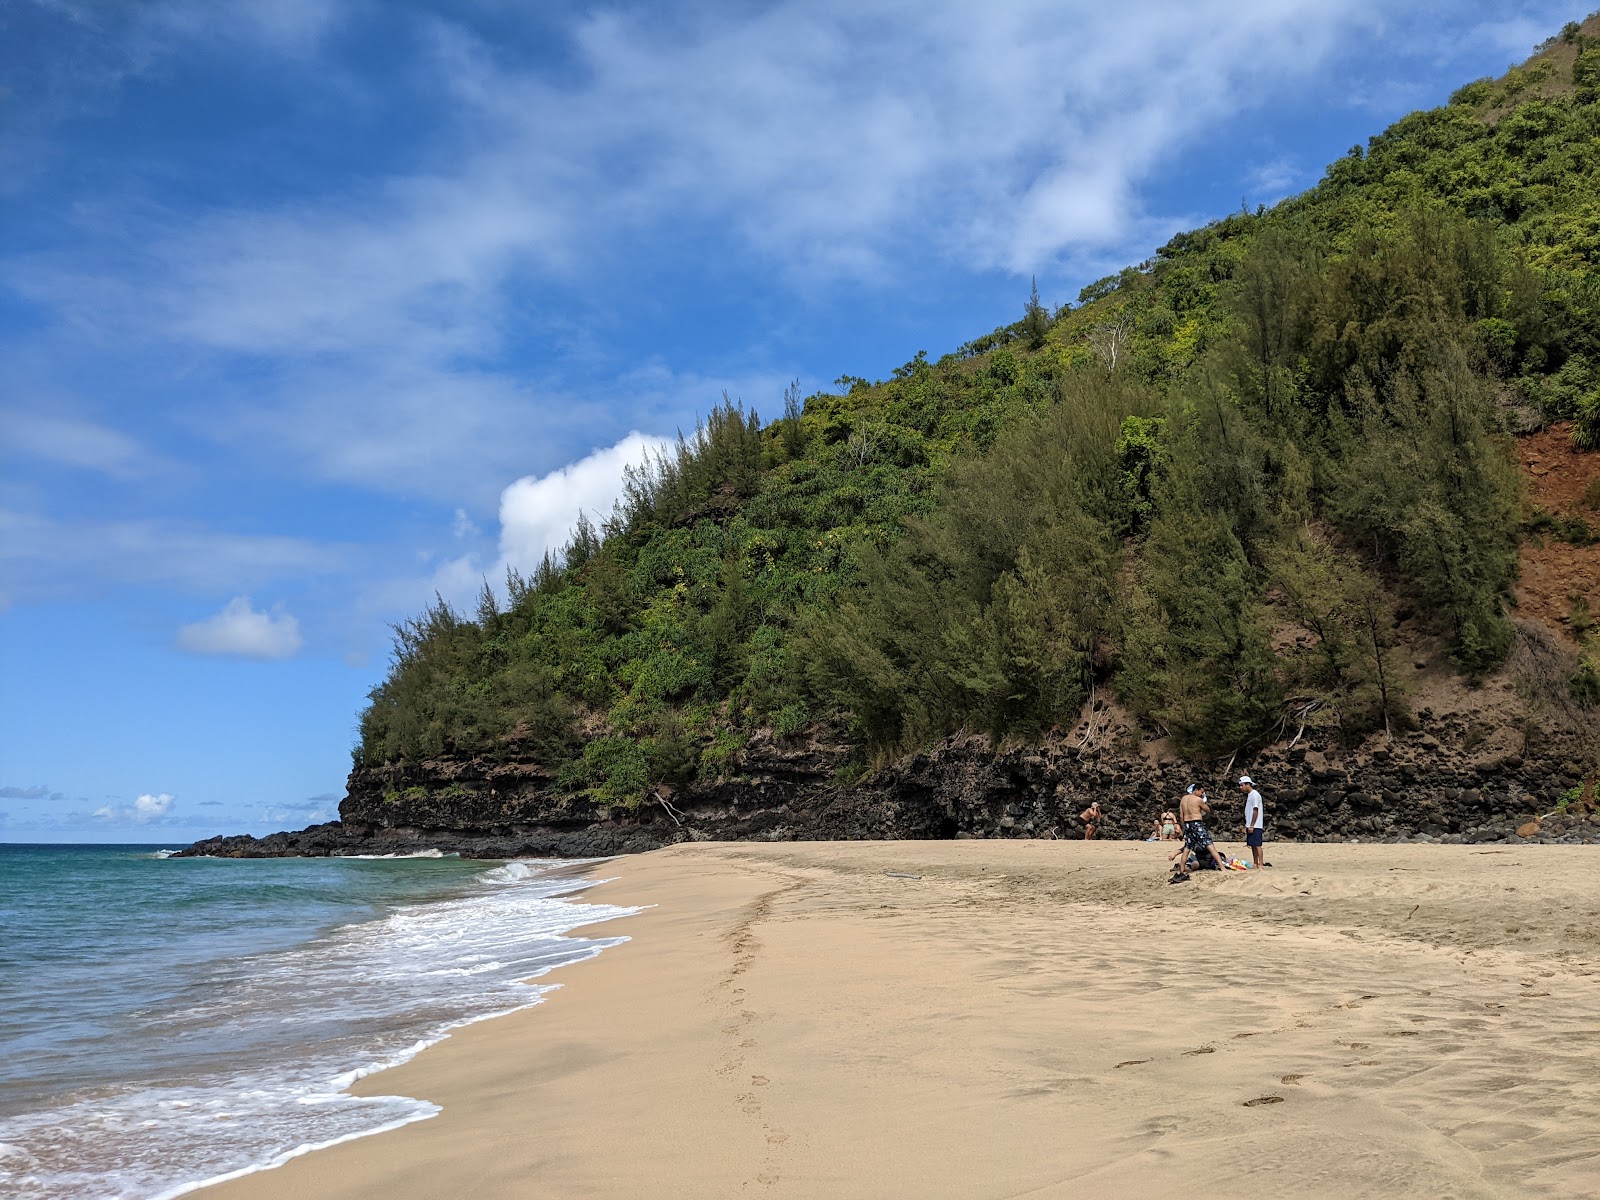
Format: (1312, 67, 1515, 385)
(0, 855, 636, 1200)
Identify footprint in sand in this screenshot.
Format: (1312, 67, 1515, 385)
(1243, 1095, 1284, 1107)
(1115, 1059, 1150, 1068)
(1280, 1074, 1304, 1085)
(752, 1075, 770, 1086)
(1183, 1046, 1215, 1056)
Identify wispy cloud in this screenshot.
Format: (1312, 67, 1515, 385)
(259, 792, 339, 826)
(176, 596, 304, 659)
(2, 408, 158, 478)
(0, 783, 64, 801)
(11, 0, 1392, 499)
(1243, 159, 1307, 207)
(0, 510, 346, 602)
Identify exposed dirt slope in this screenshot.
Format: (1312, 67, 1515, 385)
(1515, 422, 1600, 642)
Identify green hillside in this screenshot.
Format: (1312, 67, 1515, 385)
(357, 18, 1600, 804)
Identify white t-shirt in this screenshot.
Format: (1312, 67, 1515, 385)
(1244, 789, 1264, 830)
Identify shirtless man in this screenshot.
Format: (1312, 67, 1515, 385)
(1079, 800, 1102, 840)
(1176, 785, 1228, 874)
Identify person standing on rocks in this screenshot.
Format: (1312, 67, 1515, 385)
(1079, 800, 1102, 840)
(1240, 775, 1267, 868)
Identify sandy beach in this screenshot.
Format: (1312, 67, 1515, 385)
(197, 840, 1600, 1199)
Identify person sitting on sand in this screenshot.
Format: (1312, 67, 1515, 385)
(1079, 801, 1102, 840)
(1174, 785, 1228, 876)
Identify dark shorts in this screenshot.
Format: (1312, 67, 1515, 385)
(1182, 820, 1213, 853)
(1246, 828, 1265, 848)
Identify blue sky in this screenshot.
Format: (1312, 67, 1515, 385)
(0, 0, 1586, 842)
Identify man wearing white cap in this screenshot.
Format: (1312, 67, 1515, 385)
(1240, 775, 1266, 868)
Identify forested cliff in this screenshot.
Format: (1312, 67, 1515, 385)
(185, 19, 1600, 858)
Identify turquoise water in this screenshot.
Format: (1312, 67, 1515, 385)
(0, 844, 635, 1199)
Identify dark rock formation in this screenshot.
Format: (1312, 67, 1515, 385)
(176, 721, 1598, 859)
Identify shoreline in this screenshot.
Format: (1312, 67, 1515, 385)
(195, 840, 1600, 1199)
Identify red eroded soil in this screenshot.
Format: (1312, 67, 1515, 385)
(1515, 421, 1600, 642)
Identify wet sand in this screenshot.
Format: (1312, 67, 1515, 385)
(197, 840, 1600, 1199)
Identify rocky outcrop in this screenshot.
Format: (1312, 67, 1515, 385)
(177, 716, 1598, 859)
(847, 728, 1597, 845)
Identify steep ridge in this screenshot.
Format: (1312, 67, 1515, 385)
(182, 17, 1600, 860)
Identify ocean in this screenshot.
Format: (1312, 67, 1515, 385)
(0, 844, 637, 1199)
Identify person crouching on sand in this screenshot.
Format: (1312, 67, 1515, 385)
(1079, 801, 1102, 840)
(1175, 785, 1228, 876)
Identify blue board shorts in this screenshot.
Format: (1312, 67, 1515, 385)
(1246, 828, 1264, 848)
(1183, 820, 1214, 853)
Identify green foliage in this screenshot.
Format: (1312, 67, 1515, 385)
(804, 378, 1138, 751)
(1573, 658, 1600, 707)
(1265, 534, 1408, 742)
(1572, 596, 1597, 639)
(1531, 508, 1598, 545)
(1331, 357, 1520, 673)
(356, 25, 1599, 788)
(1575, 388, 1600, 449)
(1022, 277, 1051, 350)
(1572, 626, 1600, 708)
(1113, 415, 1164, 534)
(556, 737, 650, 805)
(1118, 510, 1282, 756)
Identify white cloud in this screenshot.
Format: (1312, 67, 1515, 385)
(408, 431, 670, 613)
(498, 432, 671, 572)
(135, 791, 173, 818)
(176, 596, 304, 659)
(94, 792, 175, 823)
